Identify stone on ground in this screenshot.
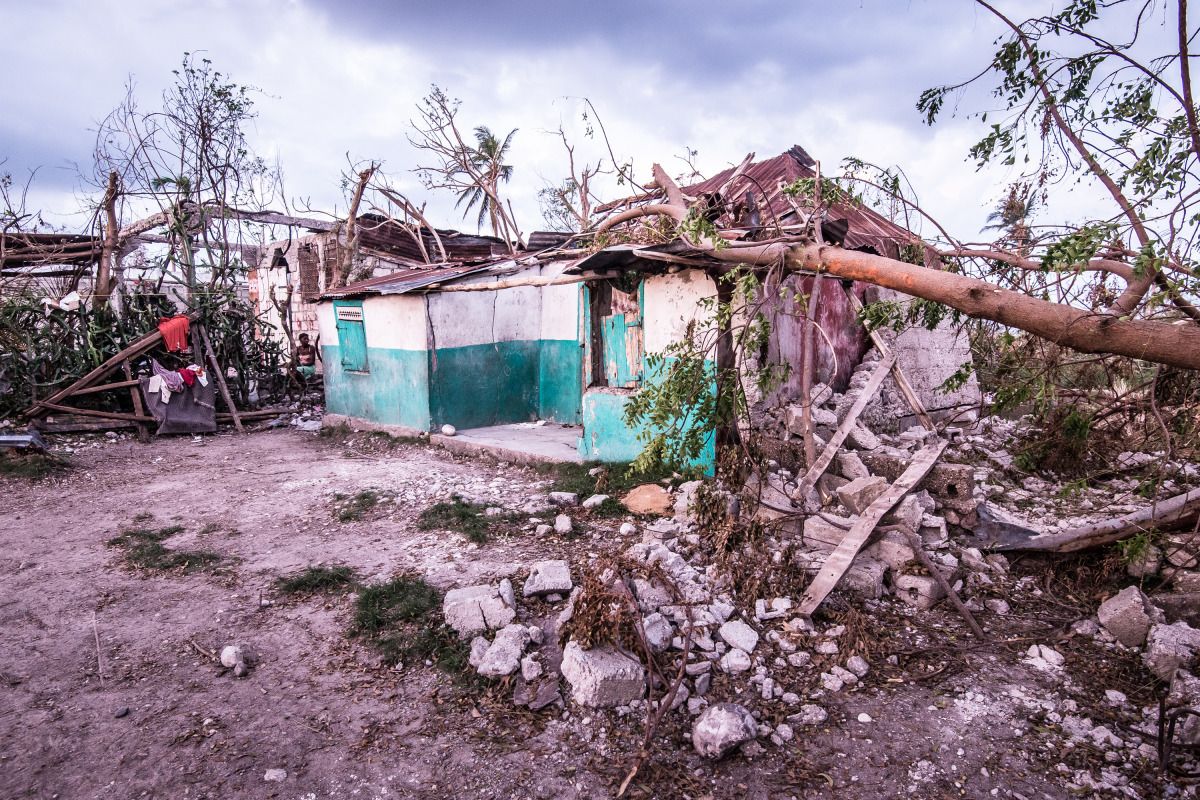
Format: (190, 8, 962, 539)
(548, 491, 579, 506)
(560, 640, 645, 707)
(581, 494, 609, 509)
(894, 572, 945, 610)
(717, 620, 759, 653)
(692, 702, 758, 759)
(1144, 622, 1200, 681)
(443, 584, 516, 637)
(621, 484, 673, 515)
(554, 514, 573, 534)
(1097, 585, 1156, 648)
(837, 451, 870, 481)
(836, 476, 888, 515)
(523, 559, 573, 597)
(476, 624, 531, 678)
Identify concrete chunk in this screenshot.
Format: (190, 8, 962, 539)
(523, 559, 573, 597)
(836, 451, 870, 481)
(548, 491, 580, 506)
(476, 624, 531, 678)
(582, 494, 609, 509)
(560, 640, 645, 707)
(1144, 622, 1200, 681)
(836, 476, 888, 515)
(1097, 586, 1155, 648)
(894, 573, 945, 610)
(443, 584, 516, 637)
(692, 703, 758, 759)
(846, 424, 880, 451)
(717, 620, 759, 653)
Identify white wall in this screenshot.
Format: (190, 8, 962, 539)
(643, 270, 718, 353)
(426, 263, 546, 349)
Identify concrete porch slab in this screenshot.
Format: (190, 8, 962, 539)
(431, 422, 584, 465)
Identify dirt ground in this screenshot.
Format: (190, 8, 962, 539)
(0, 429, 1193, 799)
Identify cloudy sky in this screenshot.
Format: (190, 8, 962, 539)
(1, 0, 1076, 242)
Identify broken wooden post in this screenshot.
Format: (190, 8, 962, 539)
(197, 323, 245, 434)
(798, 438, 947, 616)
(899, 527, 988, 640)
(122, 361, 149, 442)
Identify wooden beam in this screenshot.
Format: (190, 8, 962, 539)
(791, 352, 896, 501)
(68, 378, 140, 397)
(797, 439, 947, 616)
(39, 402, 154, 424)
(198, 323, 244, 434)
(123, 361, 149, 442)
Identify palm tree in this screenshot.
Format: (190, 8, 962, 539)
(983, 182, 1039, 255)
(455, 126, 516, 237)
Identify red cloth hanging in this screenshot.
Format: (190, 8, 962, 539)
(157, 316, 191, 352)
(177, 368, 196, 387)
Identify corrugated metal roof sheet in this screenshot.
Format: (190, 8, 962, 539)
(320, 263, 497, 299)
(684, 146, 923, 260)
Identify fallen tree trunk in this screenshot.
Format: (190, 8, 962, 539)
(707, 243, 1200, 372)
(989, 487, 1200, 553)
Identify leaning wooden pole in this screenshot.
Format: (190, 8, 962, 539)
(198, 323, 245, 434)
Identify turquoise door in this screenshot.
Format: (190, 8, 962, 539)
(333, 300, 369, 372)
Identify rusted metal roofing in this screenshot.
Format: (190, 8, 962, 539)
(320, 263, 496, 298)
(354, 215, 508, 264)
(684, 146, 923, 260)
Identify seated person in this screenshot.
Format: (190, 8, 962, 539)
(294, 333, 319, 379)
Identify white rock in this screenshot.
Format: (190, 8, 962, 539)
(440, 424, 456, 436)
(520, 653, 543, 682)
(468, 636, 490, 668)
(642, 612, 673, 652)
(220, 645, 243, 669)
(523, 559, 573, 597)
(790, 704, 828, 726)
(560, 640, 645, 708)
(1097, 585, 1156, 648)
(721, 648, 753, 673)
(554, 514, 574, 534)
(619, 522, 637, 536)
(845, 655, 870, 678)
(476, 624, 531, 678)
(857, 712, 873, 723)
(582, 494, 609, 509)
(692, 703, 757, 759)
(548, 491, 579, 506)
(718, 620, 759, 653)
(1144, 622, 1200, 681)
(443, 584, 516, 637)
(535, 524, 553, 536)
(264, 768, 287, 782)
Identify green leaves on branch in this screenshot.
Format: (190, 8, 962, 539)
(1039, 224, 1115, 272)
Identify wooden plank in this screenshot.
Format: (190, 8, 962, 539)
(792, 351, 896, 501)
(797, 439, 947, 616)
(69, 378, 140, 397)
(35, 417, 137, 433)
(25, 330, 164, 416)
(845, 288, 936, 432)
(39, 402, 154, 424)
(198, 323, 244, 434)
(123, 361, 149, 442)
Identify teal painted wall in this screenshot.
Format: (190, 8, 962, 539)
(428, 341, 540, 429)
(577, 357, 716, 475)
(322, 344, 430, 429)
(538, 339, 584, 424)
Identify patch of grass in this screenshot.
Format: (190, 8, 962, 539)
(277, 564, 359, 596)
(417, 495, 491, 543)
(335, 490, 381, 522)
(348, 574, 475, 680)
(107, 526, 223, 574)
(0, 451, 68, 480)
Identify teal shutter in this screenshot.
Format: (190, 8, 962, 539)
(334, 300, 369, 372)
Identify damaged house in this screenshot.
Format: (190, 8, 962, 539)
(313, 148, 980, 471)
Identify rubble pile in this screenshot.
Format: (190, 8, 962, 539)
(434, 346, 1200, 772)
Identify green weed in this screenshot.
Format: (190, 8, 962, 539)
(276, 564, 359, 596)
(107, 526, 223, 573)
(0, 451, 68, 480)
(335, 490, 381, 522)
(417, 495, 521, 543)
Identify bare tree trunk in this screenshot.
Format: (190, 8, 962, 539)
(336, 165, 376, 288)
(95, 172, 119, 309)
(708, 242, 1200, 372)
